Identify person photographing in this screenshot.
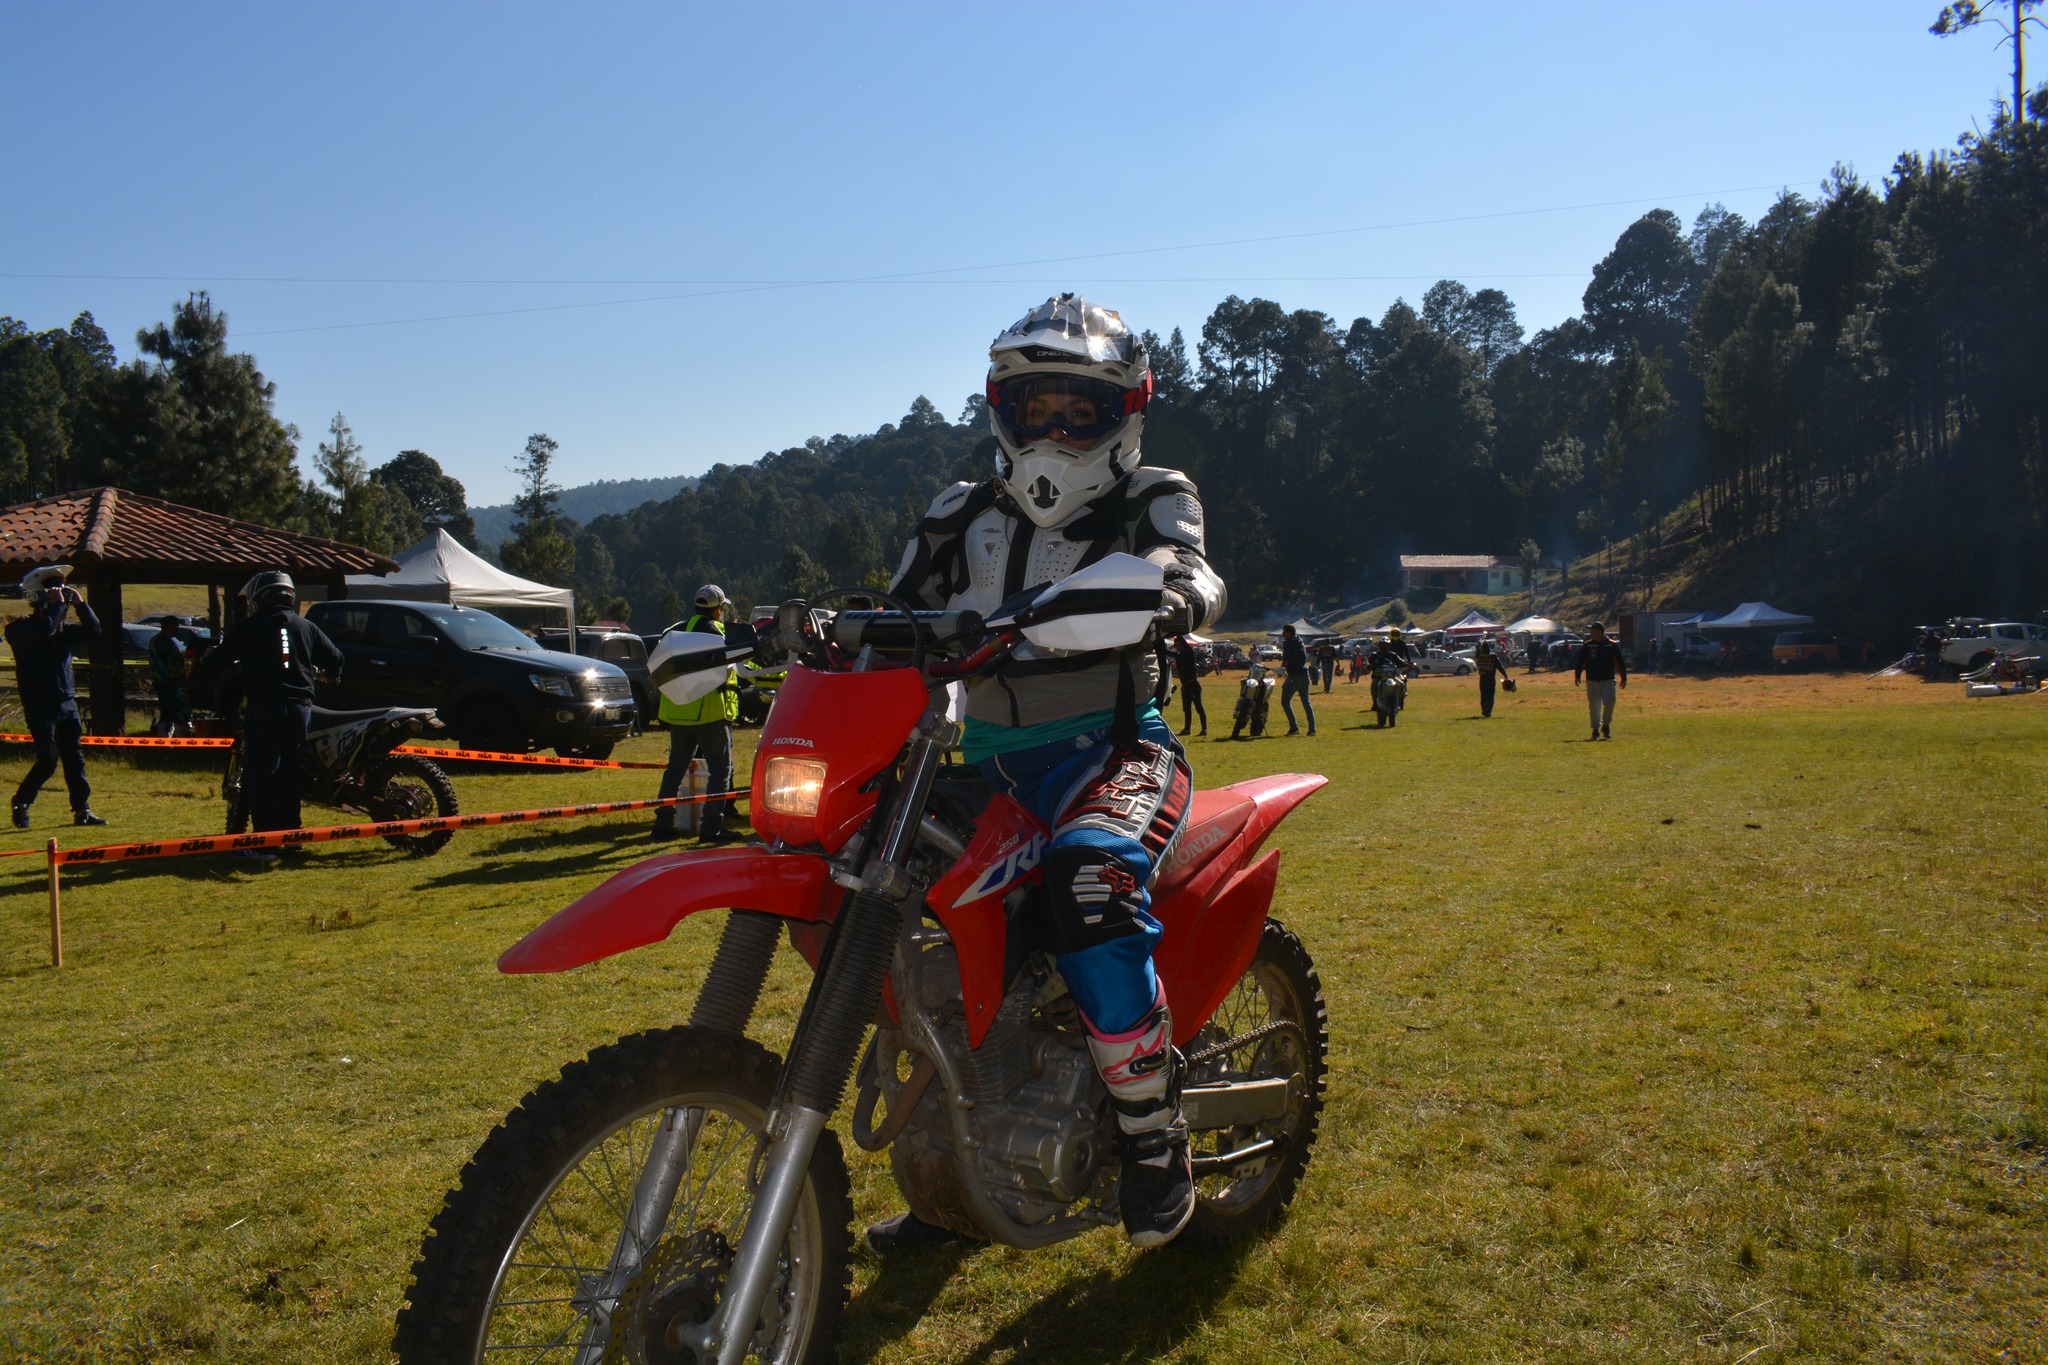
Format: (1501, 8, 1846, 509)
(7, 565, 106, 828)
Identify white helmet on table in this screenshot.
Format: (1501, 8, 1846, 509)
(986, 294, 1151, 528)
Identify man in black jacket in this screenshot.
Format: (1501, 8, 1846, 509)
(7, 564, 106, 828)
(1573, 620, 1629, 740)
(1172, 634, 1206, 737)
(1278, 624, 1315, 736)
(199, 571, 344, 843)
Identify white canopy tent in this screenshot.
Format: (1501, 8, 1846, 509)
(1444, 608, 1506, 640)
(1700, 601, 1812, 630)
(1505, 615, 1562, 635)
(1267, 617, 1343, 640)
(340, 528, 574, 625)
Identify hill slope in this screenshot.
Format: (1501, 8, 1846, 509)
(470, 475, 697, 547)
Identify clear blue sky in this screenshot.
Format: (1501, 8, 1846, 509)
(0, 2, 2022, 507)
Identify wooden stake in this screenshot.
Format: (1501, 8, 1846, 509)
(47, 838, 62, 968)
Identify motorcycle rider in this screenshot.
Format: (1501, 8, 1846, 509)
(6, 565, 106, 829)
(1371, 627, 1414, 671)
(652, 585, 741, 843)
(881, 295, 1226, 1251)
(199, 572, 344, 855)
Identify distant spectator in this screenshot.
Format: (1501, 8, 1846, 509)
(1279, 624, 1315, 737)
(1573, 621, 1628, 741)
(148, 616, 200, 737)
(1472, 636, 1509, 719)
(1647, 636, 1662, 675)
(1173, 634, 1207, 738)
(1314, 638, 1338, 691)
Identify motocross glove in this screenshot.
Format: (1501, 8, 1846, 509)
(1154, 589, 1195, 638)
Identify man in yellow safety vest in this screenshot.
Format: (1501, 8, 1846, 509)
(652, 584, 742, 841)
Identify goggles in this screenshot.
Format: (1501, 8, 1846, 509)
(989, 373, 1148, 445)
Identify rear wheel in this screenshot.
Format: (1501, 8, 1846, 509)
(368, 753, 459, 856)
(1180, 920, 1327, 1251)
(394, 1028, 851, 1365)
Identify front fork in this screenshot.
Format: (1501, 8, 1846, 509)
(614, 712, 950, 1358)
(681, 715, 951, 1365)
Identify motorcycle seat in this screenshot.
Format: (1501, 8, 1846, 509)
(308, 705, 420, 726)
(1153, 789, 1255, 903)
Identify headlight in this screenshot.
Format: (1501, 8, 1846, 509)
(531, 673, 575, 698)
(760, 756, 826, 817)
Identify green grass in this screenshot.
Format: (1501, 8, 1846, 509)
(2, 675, 2045, 1362)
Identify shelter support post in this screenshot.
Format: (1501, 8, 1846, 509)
(85, 579, 125, 736)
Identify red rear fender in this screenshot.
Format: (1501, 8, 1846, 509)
(1229, 772, 1328, 856)
(499, 848, 834, 974)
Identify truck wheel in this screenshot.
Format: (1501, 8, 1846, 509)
(458, 700, 527, 755)
(1968, 652, 1994, 672)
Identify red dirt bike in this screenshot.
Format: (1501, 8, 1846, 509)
(393, 554, 1329, 1365)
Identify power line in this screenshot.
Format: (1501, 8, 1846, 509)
(4, 180, 1808, 288)
(5, 179, 1820, 338)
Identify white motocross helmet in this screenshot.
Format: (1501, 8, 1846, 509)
(987, 294, 1151, 528)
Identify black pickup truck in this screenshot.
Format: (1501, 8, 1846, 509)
(306, 599, 636, 758)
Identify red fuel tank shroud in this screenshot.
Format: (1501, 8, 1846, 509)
(751, 664, 931, 848)
(499, 847, 835, 974)
(925, 792, 1046, 1046)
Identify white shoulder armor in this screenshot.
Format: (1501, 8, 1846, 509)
(925, 481, 976, 520)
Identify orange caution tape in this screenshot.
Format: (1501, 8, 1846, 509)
(0, 733, 234, 748)
(0, 734, 667, 768)
(39, 789, 749, 866)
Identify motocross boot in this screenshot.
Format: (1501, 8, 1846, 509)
(1086, 985, 1195, 1249)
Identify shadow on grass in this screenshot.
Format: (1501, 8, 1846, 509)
(843, 1238, 1254, 1365)
(410, 819, 704, 890)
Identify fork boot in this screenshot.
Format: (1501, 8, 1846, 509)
(1084, 985, 1195, 1249)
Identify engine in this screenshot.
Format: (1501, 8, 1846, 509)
(877, 942, 1116, 1232)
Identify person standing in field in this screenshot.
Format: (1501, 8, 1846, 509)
(1173, 634, 1206, 737)
(1279, 623, 1315, 736)
(201, 571, 345, 854)
(1573, 620, 1628, 740)
(1472, 635, 1510, 718)
(652, 584, 741, 843)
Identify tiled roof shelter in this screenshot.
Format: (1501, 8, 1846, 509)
(1, 488, 398, 733)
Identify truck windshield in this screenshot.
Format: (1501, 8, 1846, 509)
(418, 607, 540, 652)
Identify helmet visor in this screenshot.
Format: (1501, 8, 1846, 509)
(989, 374, 1143, 445)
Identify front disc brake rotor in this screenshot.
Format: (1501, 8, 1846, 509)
(608, 1227, 734, 1365)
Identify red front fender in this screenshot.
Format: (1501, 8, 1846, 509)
(499, 848, 835, 974)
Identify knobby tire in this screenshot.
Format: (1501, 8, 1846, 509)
(394, 1027, 852, 1365)
(1179, 919, 1328, 1252)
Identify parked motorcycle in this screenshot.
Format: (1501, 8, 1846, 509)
(394, 554, 1330, 1364)
(1371, 659, 1408, 728)
(222, 704, 458, 856)
(1229, 659, 1276, 739)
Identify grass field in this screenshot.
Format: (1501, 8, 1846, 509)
(1, 671, 2043, 1363)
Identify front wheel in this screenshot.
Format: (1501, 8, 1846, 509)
(395, 1028, 852, 1365)
(1180, 920, 1328, 1251)
(368, 754, 460, 856)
